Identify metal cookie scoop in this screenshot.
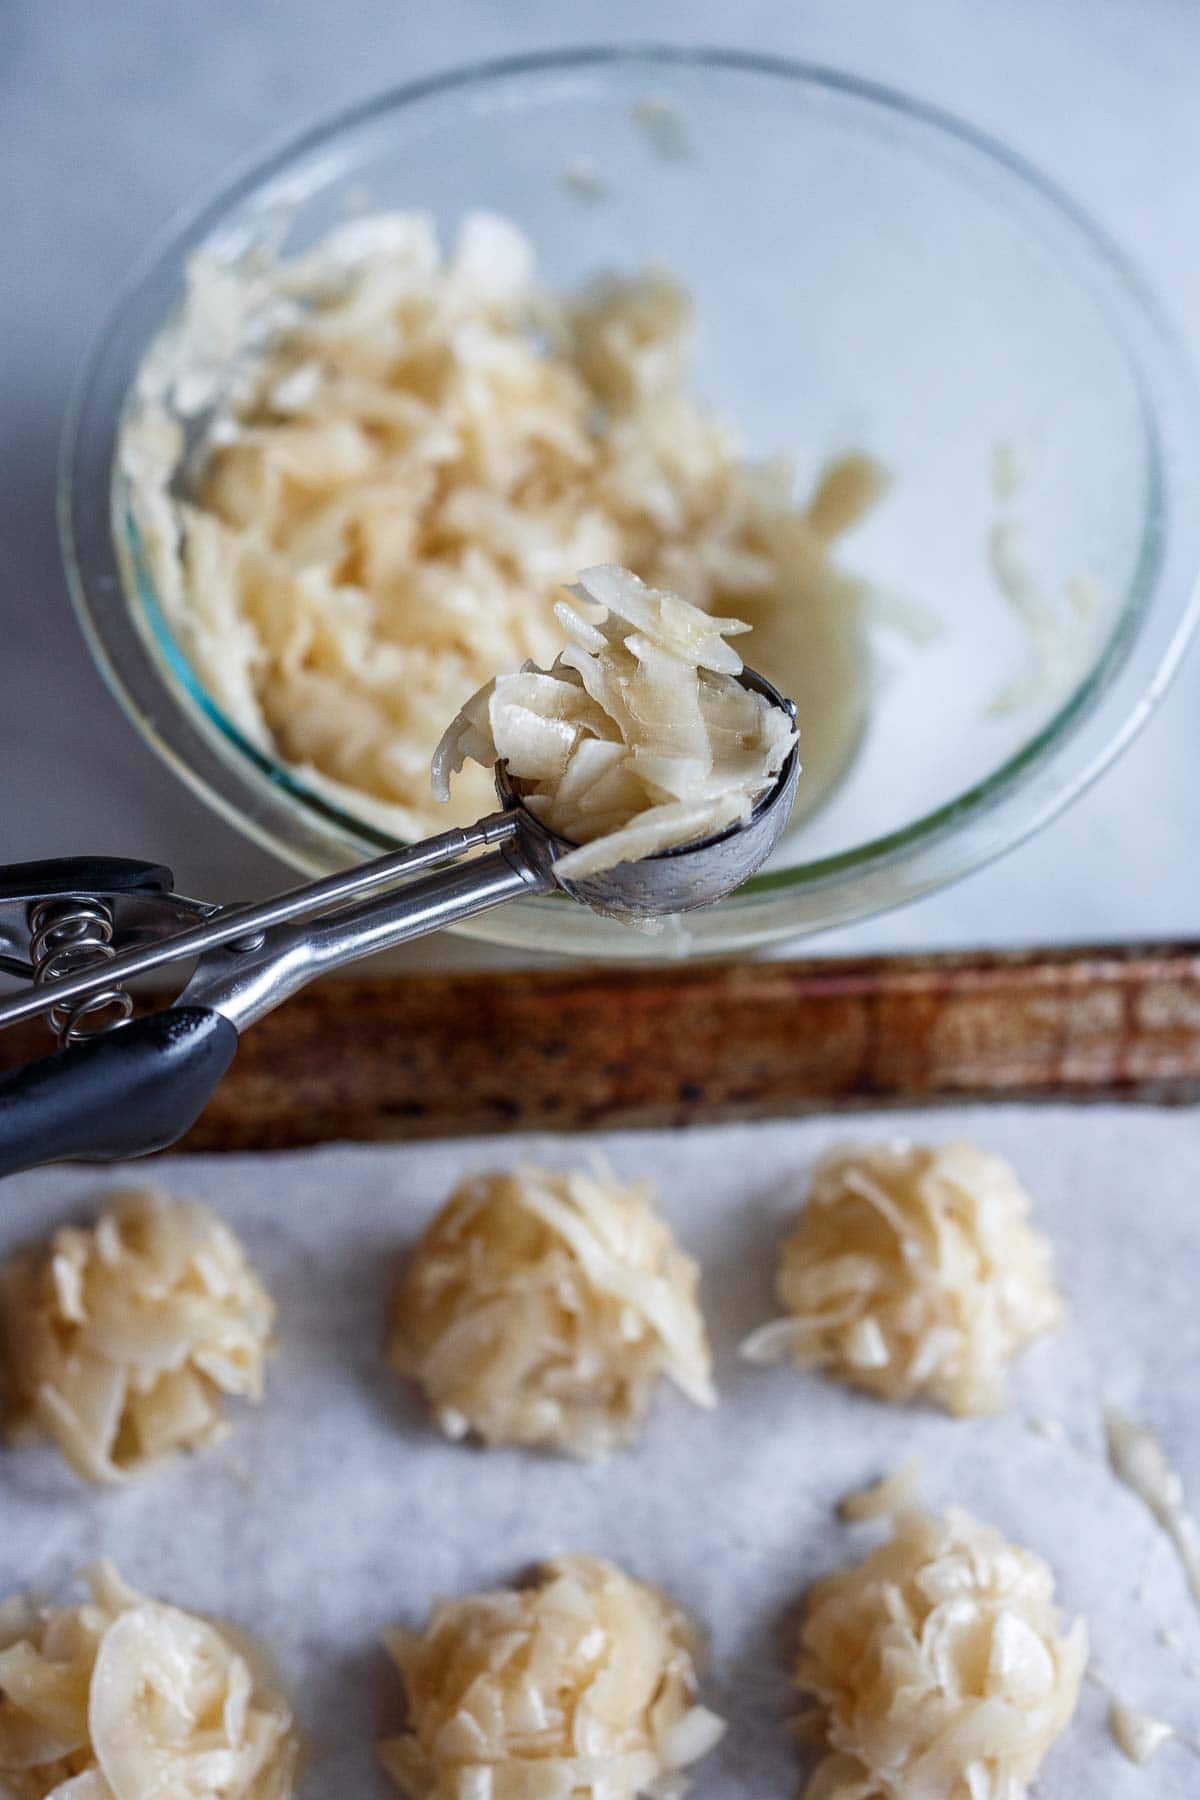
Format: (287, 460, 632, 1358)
(0, 671, 797, 1177)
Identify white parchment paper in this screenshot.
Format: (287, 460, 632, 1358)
(3, 1104, 1200, 1796)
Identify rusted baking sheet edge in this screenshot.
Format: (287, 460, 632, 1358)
(4, 941, 1199, 1150)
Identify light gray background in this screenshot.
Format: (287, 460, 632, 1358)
(3, 1, 1197, 964)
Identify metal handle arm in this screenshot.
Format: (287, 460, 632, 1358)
(0, 813, 521, 1032)
(179, 842, 552, 1031)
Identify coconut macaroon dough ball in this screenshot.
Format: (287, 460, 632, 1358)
(795, 1507, 1087, 1800)
(0, 1188, 274, 1483)
(388, 1163, 715, 1457)
(433, 563, 798, 881)
(740, 1141, 1064, 1416)
(0, 1561, 298, 1799)
(378, 1554, 725, 1800)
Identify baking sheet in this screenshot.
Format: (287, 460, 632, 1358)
(3, 1105, 1200, 1796)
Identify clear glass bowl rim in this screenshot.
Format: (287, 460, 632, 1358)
(60, 43, 1200, 954)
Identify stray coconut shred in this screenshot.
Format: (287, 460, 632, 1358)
(1105, 1407, 1200, 1611)
(431, 564, 797, 879)
(836, 1455, 923, 1523)
(1107, 1696, 1176, 1767)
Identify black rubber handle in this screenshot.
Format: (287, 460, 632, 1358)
(0, 857, 174, 901)
(0, 1008, 238, 1177)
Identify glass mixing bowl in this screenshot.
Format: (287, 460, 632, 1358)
(62, 46, 1200, 957)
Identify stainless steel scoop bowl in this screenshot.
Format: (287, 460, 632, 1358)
(498, 668, 799, 920)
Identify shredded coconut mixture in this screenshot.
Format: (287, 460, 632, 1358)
(432, 563, 796, 879)
(119, 210, 880, 842)
(739, 1141, 1064, 1416)
(388, 1162, 714, 1458)
(0, 1560, 297, 1799)
(377, 1553, 724, 1799)
(0, 1189, 273, 1484)
(796, 1507, 1087, 1799)
(986, 453, 1107, 718)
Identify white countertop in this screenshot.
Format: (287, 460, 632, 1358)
(3, 0, 1198, 967)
